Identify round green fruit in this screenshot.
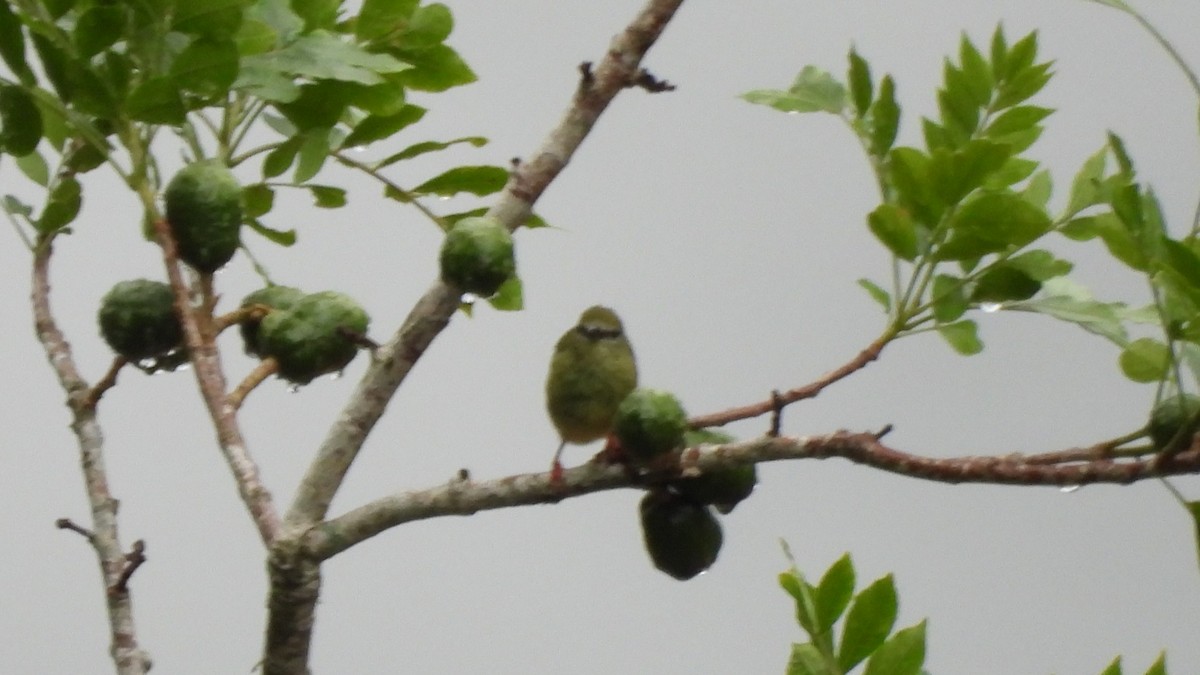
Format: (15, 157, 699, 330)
(259, 291, 370, 384)
(439, 216, 515, 297)
(238, 285, 305, 358)
(639, 489, 723, 581)
(614, 388, 688, 463)
(1149, 394, 1200, 449)
(98, 279, 182, 360)
(165, 160, 243, 273)
(673, 464, 757, 515)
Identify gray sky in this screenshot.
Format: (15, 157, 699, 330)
(3, 1, 1200, 673)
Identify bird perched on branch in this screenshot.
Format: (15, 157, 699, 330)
(545, 305, 638, 482)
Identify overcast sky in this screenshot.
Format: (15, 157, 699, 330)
(4, 1, 1200, 673)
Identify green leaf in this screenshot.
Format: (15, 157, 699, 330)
(838, 574, 897, 671)
(780, 570, 820, 637)
(276, 80, 351, 130)
(31, 34, 75, 103)
(487, 275, 523, 311)
(742, 67, 845, 114)
(1108, 131, 1135, 178)
(356, 0, 419, 42)
(888, 147, 939, 225)
(341, 105, 426, 148)
(787, 643, 838, 675)
(994, 62, 1053, 109)
(863, 620, 927, 675)
(170, 37, 240, 98)
(173, 0, 247, 37)
(1099, 656, 1123, 675)
(236, 18, 277, 56)
(0, 2, 34, 85)
(989, 25, 1008, 81)
(3, 194, 33, 217)
(1004, 279, 1131, 345)
(126, 78, 186, 124)
(243, 184, 275, 218)
(931, 140, 1012, 205)
(985, 157, 1038, 188)
(1060, 212, 1146, 271)
(867, 203, 918, 260)
(958, 33, 993, 106)
(970, 265, 1040, 303)
(1006, 249, 1072, 280)
(937, 320, 984, 355)
(241, 31, 411, 88)
(858, 278, 891, 311)
(938, 62, 980, 137)
(985, 105, 1053, 138)
(1064, 145, 1109, 216)
(15, 150, 49, 186)
(1119, 337, 1169, 383)
(937, 192, 1051, 259)
(263, 136, 302, 178)
(413, 165, 508, 197)
(309, 185, 346, 208)
(848, 48, 873, 117)
(0, 85, 43, 156)
(815, 554, 856, 633)
(1021, 169, 1052, 210)
(37, 176, 82, 234)
(375, 136, 488, 168)
(1142, 652, 1166, 675)
(290, 0, 339, 31)
(74, 5, 127, 58)
(247, 218, 296, 245)
(402, 3, 454, 48)
(293, 128, 332, 183)
(1003, 31, 1039, 80)
(932, 274, 968, 321)
(393, 43, 476, 92)
(869, 75, 900, 156)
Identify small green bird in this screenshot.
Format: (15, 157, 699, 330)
(545, 305, 638, 481)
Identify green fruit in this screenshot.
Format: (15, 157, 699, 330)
(439, 216, 516, 297)
(259, 291, 370, 384)
(238, 285, 305, 358)
(672, 465, 757, 515)
(165, 160, 243, 273)
(98, 279, 182, 360)
(1149, 394, 1200, 449)
(614, 388, 688, 463)
(639, 489, 723, 580)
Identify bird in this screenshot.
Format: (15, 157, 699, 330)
(545, 305, 638, 482)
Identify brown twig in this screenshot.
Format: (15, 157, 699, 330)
(630, 68, 675, 92)
(214, 304, 267, 333)
(153, 218, 281, 544)
(107, 540, 146, 596)
(228, 358, 280, 410)
(33, 238, 151, 673)
(768, 390, 783, 437)
(56, 517, 96, 541)
(83, 356, 127, 408)
(689, 334, 889, 429)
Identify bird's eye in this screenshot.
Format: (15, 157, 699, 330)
(577, 324, 621, 340)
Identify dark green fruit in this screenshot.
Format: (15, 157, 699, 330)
(1149, 394, 1200, 449)
(673, 465, 757, 515)
(165, 160, 243, 273)
(238, 285, 304, 358)
(98, 279, 182, 360)
(439, 216, 515, 297)
(614, 388, 688, 463)
(259, 291, 370, 384)
(639, 489, 723, 581)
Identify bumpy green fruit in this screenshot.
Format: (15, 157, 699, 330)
(674, 428, 756, 514)
(239, 285, 305, 358)
(259, 291, 370, 384)
(98, 279, 182, 360)
(439, 216, 515, 297)
(165, 160, 243, 273)
(639, 489, 723, 581)
(1149, 394, 1200, 449)
(614, 388, 688, 463)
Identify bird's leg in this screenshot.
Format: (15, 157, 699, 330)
(550, 440, 567, 484)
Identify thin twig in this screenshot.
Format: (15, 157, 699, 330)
(152, 218, 281, 544)
(108, 540, 147, 596)
(229, 358, 280, 410)
(84, 357, 127, 409)
(55, 517, 96, 541)
(689, 333, 890, 429)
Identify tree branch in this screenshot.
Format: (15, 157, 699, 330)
(285, 0, 689, 529)
(152, 218, 281, 544)
(688, 333, 890, 429)
(33, 239, 152, 675)
(303, 431, 1200, 560)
